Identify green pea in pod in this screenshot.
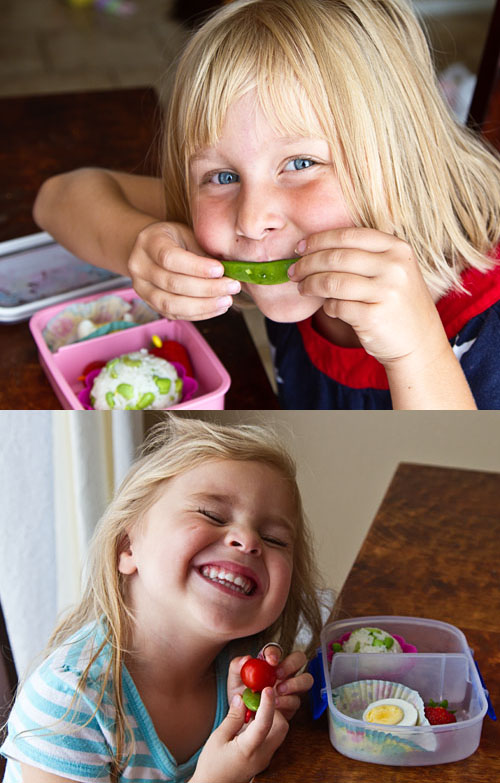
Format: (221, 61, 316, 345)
(221, 258, 296, 285)
(242, 687, 261, 713)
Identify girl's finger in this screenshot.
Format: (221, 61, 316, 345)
(298, 226, 400, 256)
(147, 263, 241, 298)
(275, 693, 301, 716)
(297, 271, 379, 302)
(276, 671, 314, 697)
(138, 281, 234, 320)
(239, 688, 276, 752)
(157, 247, 225, 279)
(260, 643, 283, 667)
(274, 650, 307, 681)
(289, 248, 385, 283)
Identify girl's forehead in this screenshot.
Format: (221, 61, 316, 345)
(188, 80, 329, 161)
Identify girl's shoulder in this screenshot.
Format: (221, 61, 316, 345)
(40, 621, 113, 687)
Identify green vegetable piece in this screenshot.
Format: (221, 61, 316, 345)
(116, 383, 134, 400)
(123, 355, 142, 367)
(332, 642, 342, 653)
(354, 641, 361, 652)
(154, 376, 171, 395)
(106, 358, 119, 379)
(105, 391, 115, 409)
(136, 392, 155, 409)
(175, 378, 183, 395)
(90, 395, 96, 407)
(372, 638, 385, 647)
(242, 687, 261, 712)
(383, 636, 394, 649)
(221, 258, 296, 285)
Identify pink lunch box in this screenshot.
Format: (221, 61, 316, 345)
(29, 287, 231, 410)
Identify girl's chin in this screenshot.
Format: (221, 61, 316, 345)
(242, 282, 324, 323)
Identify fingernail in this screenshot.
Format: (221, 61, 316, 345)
(217, 296, 232, 308)
(277, 682, 288, 695)
(287, 263, 296, 278)
(296, 239, 306, 254)
(226, 280, 241, 294)
(209, 265, 224, 278)
(232, 694, 242, 707)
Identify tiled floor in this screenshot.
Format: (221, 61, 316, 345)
(1, 0, 495, 392)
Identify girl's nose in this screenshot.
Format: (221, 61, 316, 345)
(235, 183, 286, 241)
(224, 526, 261, 555)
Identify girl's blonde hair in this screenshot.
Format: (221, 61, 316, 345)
(162, 0, 500, 296)
(44, 414, 324, 771)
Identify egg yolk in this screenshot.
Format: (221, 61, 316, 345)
(364, 704, 405, 725)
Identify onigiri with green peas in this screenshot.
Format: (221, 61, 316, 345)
(342, 627, 403, 654)
(90, 349, 183, 410)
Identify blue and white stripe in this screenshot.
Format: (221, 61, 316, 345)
(1, 625, 229, 783)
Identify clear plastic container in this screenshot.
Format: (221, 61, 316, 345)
(320, 616, 488, 766)
(29, 287, 231, 410)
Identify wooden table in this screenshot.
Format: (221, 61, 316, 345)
(257, 463, 500, 782)
(0, 88, 278, 410)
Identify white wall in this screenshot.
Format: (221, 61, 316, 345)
(178, 412, 500, 594)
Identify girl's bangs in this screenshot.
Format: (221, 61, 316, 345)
(183, 23, 330, 163)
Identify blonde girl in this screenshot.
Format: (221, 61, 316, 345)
(33, 0, 500, 409)
(1, 415, 323, 783)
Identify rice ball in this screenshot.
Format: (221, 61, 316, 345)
(91, 349, 183, 410)
(343, 627, 402, 654)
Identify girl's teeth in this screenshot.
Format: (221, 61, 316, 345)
(201, 566, 253, 594)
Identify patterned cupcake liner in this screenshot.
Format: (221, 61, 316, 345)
(331, 679, 437, 754)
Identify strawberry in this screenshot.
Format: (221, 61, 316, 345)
(424, 699, 457, 725)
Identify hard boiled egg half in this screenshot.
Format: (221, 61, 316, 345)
(362, 698, 418, 726)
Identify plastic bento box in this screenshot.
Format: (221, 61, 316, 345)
(29, 287, 231, 410)
(315, 615, 489, 766)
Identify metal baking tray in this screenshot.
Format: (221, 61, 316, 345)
(0, 231, 130, 323)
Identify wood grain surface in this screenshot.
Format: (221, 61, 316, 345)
(0, 88, 278, 410)
(256, 463, 500, 782)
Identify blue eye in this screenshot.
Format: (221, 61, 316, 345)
(212, 171, 239, 185)
(285, 158, 316, 171)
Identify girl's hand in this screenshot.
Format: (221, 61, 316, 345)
(191, 688, 288, 783)
(228, 645, 314, 722)
(289, 227, 448, 367)
(128, 221, 241, 321)
(289, 228, 477, 408)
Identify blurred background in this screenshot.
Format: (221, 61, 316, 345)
(0, 0, 496, 100)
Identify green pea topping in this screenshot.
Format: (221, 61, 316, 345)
(154, 376, 171, 394)
(332, 642, 342, 653)
(106, 358, 119, 379)
(116, 383, 134, 400)
(221, 258, 296, 285)
(105, 391, 115, 409)
(175, 378, 183, 395)
(242, 688, 261, 712)
(136, 392, 155, 409)
(123, 356, 142, 367)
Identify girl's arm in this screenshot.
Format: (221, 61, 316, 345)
(33, 169, 168, 276)
(21, 764, 78, 783)
(289, 228, 477, 410)
(33, 169, 238, 320)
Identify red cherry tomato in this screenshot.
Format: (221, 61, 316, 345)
(241, 658, 277, 692)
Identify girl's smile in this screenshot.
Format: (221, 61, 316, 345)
(189, 90, 355, 323)
(118, 459, 296, 643)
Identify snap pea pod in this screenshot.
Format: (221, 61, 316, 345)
(221, 258, 296, 285)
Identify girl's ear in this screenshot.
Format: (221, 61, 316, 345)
(117, 533, 137, 575)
